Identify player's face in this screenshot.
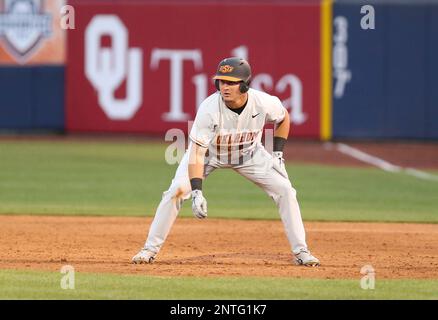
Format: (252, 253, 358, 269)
(219, 80, 243, 103)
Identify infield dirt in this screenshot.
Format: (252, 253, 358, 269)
(0, 215, 436, 279)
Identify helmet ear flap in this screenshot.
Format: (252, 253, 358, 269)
(239, 81, 249, 93)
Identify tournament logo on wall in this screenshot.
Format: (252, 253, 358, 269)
(0, 0, 65, 65)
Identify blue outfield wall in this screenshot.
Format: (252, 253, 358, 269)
(332, 1, 438, 139)
(0, 66, 65, 131)
(428, 5, 438, 139)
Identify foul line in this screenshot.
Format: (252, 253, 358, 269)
(333, 143, 438, 182)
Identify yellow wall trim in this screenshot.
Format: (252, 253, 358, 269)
(320, 0, 333, 141)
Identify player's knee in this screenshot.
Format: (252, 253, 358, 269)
(163, 180, 191, 200)
(289, 186, 297, 199)
(277, 179, 295, 197)
(269, 181, 296, 205)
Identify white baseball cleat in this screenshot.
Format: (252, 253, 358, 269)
(131, 249, 156, 264)
(294, 248, 320, 267)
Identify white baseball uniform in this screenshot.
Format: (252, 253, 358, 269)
(143, 88, 308, 255)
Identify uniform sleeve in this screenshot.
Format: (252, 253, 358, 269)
(189, 106, 217, 148)
(265, 96, 286, 124)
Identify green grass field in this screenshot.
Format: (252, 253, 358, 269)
(0, 140, 437, 300)
(0, 140, 437, 222)
(0, 269, 437, 300)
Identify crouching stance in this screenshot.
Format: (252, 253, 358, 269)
(132, 57, 319, 267)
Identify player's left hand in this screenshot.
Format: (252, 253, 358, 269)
(191, 190, 208, 219)
(272, 151, 289, 179)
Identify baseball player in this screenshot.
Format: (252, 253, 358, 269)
(132, 57, 320, 267)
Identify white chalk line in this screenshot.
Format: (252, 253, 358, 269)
(328, 142, 438, 182)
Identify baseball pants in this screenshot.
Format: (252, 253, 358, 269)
(143, 142, 308, 255)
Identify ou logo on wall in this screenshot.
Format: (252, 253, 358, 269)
(85, 15, 143, 120)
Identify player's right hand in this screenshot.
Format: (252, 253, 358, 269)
(191, 190, 208, 219)
(272, 151, 289, 179)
